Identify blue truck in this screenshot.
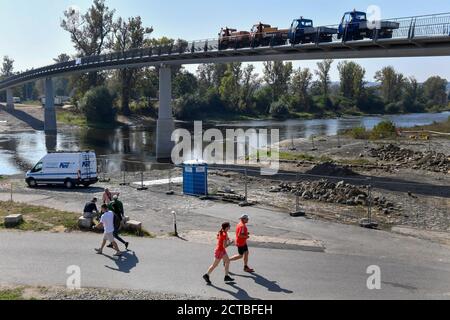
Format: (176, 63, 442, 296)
(288, 17, 337, 44)
(338, 10, 400, 41)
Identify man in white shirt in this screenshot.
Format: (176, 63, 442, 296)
(94, 204, 122, 257)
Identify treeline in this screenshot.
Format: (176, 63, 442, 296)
(1, 0, 450, 124)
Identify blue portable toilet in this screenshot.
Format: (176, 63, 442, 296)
(183, 160, 208, 196)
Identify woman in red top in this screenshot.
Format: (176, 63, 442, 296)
(203, 222, 235, 284)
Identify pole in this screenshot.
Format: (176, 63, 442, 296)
(137, 171, 148, 191)
(368, 184, 372, 224)
(172, 211, 178, 237)
(295, 173, 299, 212)
(244, 168, 248, 203)
(10, 182, 13, 202)
(167, 168, 174, 195)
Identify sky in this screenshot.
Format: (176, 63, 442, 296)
(0, 0, 450, 82)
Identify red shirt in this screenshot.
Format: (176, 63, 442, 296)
(236, 222, 248, 247)
(216, 231, 228, 252)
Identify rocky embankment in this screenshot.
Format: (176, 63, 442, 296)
(370, 144, 450, 173)
(274, 179, 400, 215)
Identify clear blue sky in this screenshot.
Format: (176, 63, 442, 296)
(1, 0, 450, 81)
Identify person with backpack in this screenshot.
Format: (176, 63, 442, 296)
(108, 195, 129, 250)
(203, 222, 235, 285)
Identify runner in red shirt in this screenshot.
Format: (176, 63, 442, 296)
(203, 222, 235, 285)
(230, 214, 255, 273)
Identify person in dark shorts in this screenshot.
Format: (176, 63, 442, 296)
(107, 195, 129, 250)
(203, 222, 235, 285)
(230, 214, 255, 273)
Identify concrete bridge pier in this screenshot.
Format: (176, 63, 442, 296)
(156, 65, 175, 162)
(6, 88, 14, 110)
(44, 77, 57, 134)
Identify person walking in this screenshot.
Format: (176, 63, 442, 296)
(230, 214, 255, 273)
(203, 222, 235, 285)
(102, 188, 119, 205)
(93, 205, 122, 257)
(108, 195, 129, 250)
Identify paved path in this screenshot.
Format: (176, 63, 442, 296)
(0, 231, 450, 300)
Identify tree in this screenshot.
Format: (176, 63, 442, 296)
(61, 0, 115, 87)
(423, 76, 448, 108)
(53, 54, 72, 97)
(53, 54, 71, 64)
(374, 66, 406, 104)
(80, 86, 116, 124)
(315, 59, 333, 100)
(111, 16, 153, 115)
(197, 64, 227, 93)
(173, 70, 198, 98)
(240, 64, 260, 112)
(337, 61, 365, 100)
(219, 63, 242, 110)
(1, 56, 14, 77)
(402, 77, 425, 113)
(263, 61, 293, 102)
(291, 67, 313, 112)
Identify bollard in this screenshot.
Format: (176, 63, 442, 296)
(137, 171, 148, 191)
(166, 169, 174, 195)
(311, 136, 317, 151)
(172, 211, 178, 237)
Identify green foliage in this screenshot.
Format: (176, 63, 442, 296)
(79, 86, 117, 125)
(129, 98, 156, 116)
(269, 99, 290, 119)
(370, 121, 397, 140)
(346, 127, 370, 139)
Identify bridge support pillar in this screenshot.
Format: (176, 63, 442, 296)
(6, 88, 14, 110)
(44, 77, 57, 134)
(156, 65, 175, 162)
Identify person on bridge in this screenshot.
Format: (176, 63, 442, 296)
(203, 222, 235, 285)
(229, 215, 255, 273)
(108, 195, 129, 251)
(93, 204, 122, 257)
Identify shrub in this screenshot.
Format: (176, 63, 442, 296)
(370, 120, 397, 140)
(79, 86, 116, 125)
(130, 98, 156, 117)
(269, 100, 290, 119)
(348, 127, 370, 139)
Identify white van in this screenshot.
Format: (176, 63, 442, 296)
(25, 151, 98, 189)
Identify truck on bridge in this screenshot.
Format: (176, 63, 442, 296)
(218, 27, 251, 50)
(288, 17, 337, 44)
(250, 23, 289, 47)
(337, 10, 400, 41)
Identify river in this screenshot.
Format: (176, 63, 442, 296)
(0, 111, 449, 175)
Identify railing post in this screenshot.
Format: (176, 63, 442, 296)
(137, 171, 148, 191)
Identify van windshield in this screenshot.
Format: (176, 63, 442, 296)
(32, 162, 43, 173)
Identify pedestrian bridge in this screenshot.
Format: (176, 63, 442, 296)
(1, 12, 450, 159)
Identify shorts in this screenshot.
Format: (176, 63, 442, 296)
(214, 249, 227, 260)
(103, 233, 115, 242)
(238, 245, 249, 256)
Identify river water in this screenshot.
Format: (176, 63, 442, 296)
(1, 111, 449, 175)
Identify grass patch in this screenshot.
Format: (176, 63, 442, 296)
(278, 152, 333, 163)
(0, 201, 153, 238)
(0, 201, 79, 232)
(0, 288, 25, 300)
(56, 109, 87, 127)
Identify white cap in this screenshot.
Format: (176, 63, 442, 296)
(240, 214, 249, 220)
(113, 195, 118, 200)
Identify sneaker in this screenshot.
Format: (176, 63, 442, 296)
(203, 274, 212, 285)
(224, 276, 235, 282)
(107, 244, 113, 249)
(114, 252, 122, 257)
(244, 266, 255, 273)
(95, 249, 103, 255)
(125, 242, 129, 250)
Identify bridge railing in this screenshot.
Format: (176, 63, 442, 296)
(2, 12, 450, 90)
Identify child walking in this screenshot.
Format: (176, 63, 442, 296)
(203, 222, 235, 285)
